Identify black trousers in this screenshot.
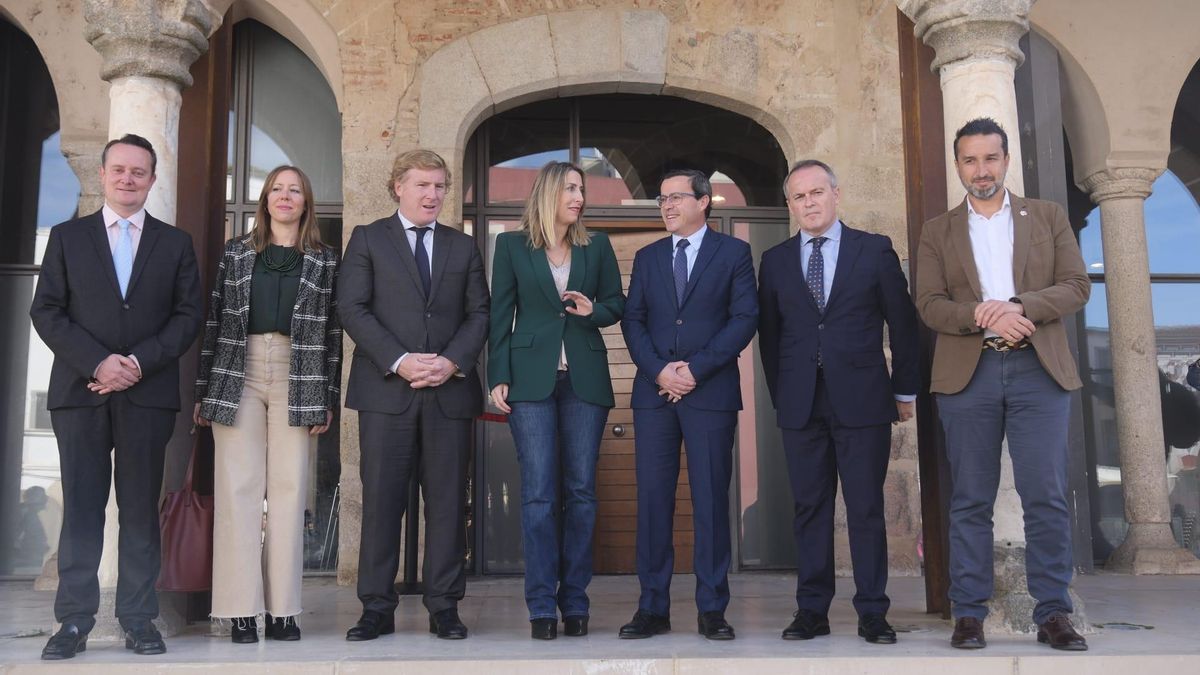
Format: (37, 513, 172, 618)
(782, 374, 892, 618)
(356, 390, 471, 615)
(50, 396, 176, 632)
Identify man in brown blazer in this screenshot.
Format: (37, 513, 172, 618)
(915, 118, 1090, 652)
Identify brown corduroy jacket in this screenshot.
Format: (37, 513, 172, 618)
(915, 194, 1090, 395)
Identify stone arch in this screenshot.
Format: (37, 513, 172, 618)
(1026, 23, 1111, 188)
(1031, 1, 1200, 182)
(416, 8, 798, 214)
(226, 0, 344, 111)
(0, 2, 108, 209)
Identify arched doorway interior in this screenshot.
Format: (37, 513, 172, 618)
(0, 17, 81, 578)
(465, 93, 795, 574)
(1074, 58, 1200, 564)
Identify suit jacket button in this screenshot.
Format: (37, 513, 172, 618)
(123, 303, 130, 310)
(425, 312, 432, 318)
(675, 319, 683, 325)
(559, 312, 565, 318)
(818, 323, 824, 330)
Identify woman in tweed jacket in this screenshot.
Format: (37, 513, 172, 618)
(193, 165, 341, 643)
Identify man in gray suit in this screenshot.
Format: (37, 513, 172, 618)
(338, 149, 489, 640)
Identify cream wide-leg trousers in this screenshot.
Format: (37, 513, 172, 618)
(210, 333, 315, 618)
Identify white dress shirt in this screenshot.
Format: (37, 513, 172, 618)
(102, 204, 146, 257)
(966, 190, 1017, 339)
(391, 211, 439, 373)
(671, 223, 708, 278)
(799, 219, 842, 303)
(95, 204, 147, 377)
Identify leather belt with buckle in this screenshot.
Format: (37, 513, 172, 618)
(982, 336, 1031, 352)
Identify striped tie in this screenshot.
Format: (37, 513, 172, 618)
(673, 239, 690, 306)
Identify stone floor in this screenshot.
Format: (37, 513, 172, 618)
(1, 572, 1198, 673)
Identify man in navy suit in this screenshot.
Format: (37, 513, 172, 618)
(30, 134, 204, 659)
(758, 160, 919, 644)
(619, 169, 758, 640)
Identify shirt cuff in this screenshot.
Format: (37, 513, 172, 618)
(128, 354, 141, 373)
(389, 353, 408, 375)
(894, 394, 917, 403)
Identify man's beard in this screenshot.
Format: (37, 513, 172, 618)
(965, 180, 1002, 200)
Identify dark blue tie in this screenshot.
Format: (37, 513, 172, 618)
(673, 239, 690, 306)
(413, 226, 431, 298)
(807, 236, 827, 313)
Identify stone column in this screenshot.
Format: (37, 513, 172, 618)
(1081, 169, 1200, 575)
(83, 0, 220, 224)
(900, 0, 1031, 203)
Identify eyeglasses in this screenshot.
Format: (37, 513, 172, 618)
(655, 192, 700, 208)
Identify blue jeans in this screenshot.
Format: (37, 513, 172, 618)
(508, 371, 609, 620)
(936, 348, 1073, 624)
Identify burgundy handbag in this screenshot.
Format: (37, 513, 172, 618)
(157, 433, 214, 591)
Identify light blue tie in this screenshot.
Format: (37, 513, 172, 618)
(115, 219, 133, 298)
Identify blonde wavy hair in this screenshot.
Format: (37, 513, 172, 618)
(519, 161, 591, 249)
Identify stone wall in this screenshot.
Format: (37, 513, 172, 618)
(322, 0, 919, 582)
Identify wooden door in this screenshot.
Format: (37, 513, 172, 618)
(593, 228, 694, 574)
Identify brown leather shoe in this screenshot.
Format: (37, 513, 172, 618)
(950, 616, 986, 649)
(1037, 614, 1087, 651)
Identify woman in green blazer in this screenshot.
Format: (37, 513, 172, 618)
(488, 161, 625, 640)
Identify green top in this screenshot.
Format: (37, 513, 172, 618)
(248, 244, 302, 335)
(487, 231, 625, 407)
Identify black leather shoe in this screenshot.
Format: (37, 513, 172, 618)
(268, 614, 301, 641)
(1037, 614, 1087, 651)
(697, 611, 735, 640)
(858, 613, 897, 644)
(123, 621, 166, 655)
(346, 610, 395, 641)
(618, 610, 671, 639)
(950, 616, 986, 649)
(564, 615, 588, 637)
(782, 609, 830, 640)
(531, 618, 557, 640)
(41, 623, 88, 660)
(231, 616, 258, 644)
(428, 608, 468, 639)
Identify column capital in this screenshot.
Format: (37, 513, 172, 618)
(1080, 167, 1161, 204)
(83, 0, 222, 89)
(898, 0, 1033, 72)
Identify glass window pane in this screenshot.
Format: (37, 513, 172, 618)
(487, 99, 569, 205)
(578, 94, 785, 207)
(1078, 170, 1200, 274)
(1081, 282, 1200, 561)
(317, 216, 342, 253)
(226, 107, 235, 203)
(246, 22, 342, 203)
(5, 273, 64, 576)
(36, 132, 81, 239)
(731, 220, 800, 568)
(463, 134, 476, 206)
(481, 219, 526, 572)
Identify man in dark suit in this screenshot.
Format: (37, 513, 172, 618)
(338, 149, 489, 641)
(30, 134, 204, 659)
(619, 169, 758, 641)
(758, 160, 919, 645)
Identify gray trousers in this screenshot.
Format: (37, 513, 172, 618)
(936, 348, 1074, 624)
